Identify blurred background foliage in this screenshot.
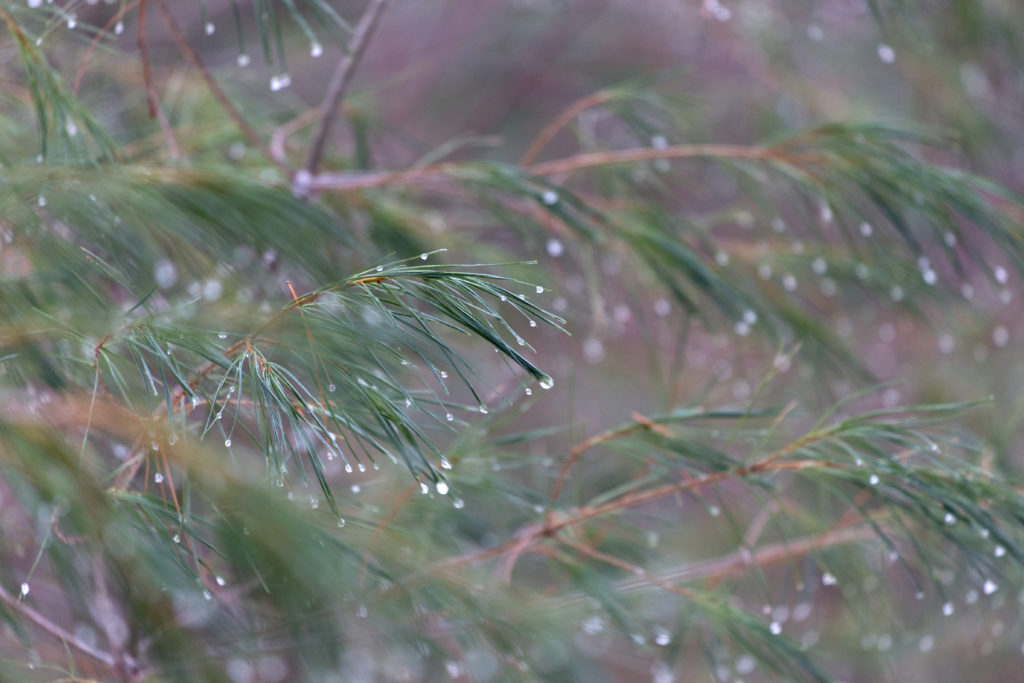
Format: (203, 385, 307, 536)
(1, 1, 1024, 681)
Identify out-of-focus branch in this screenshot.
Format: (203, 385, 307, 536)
(151, 0, 285, 171)
(137, 0, 180, 159)
(296, 0, 389, 195)
(519, 89, 615, 165)
(0, 582, 117, 669)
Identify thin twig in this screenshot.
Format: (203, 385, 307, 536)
(297, 0, 389, 194)
(137, 0, 180, 159)
(270, 107, 323, 167)
(519, 89, 615, 165)
(0, 582, 116, 667)
(151, 0, 285, 171)
(73, 0, 142, 94)
(556, 534, 699, 600)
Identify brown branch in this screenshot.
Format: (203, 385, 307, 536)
(556, 534, 699, 601)
(150, 0, 285, 171)
(0, 582, 117, 668)
(297, 0, 390, 193)
(137, 0, 180, 159)
(527, 144, 788, 177)
(270, 107, 323, 168)
(73, 0, 142, 94)
(519, 89, 616, 165)
(613, 523, 877, 596)
(549, 410, 682, 505)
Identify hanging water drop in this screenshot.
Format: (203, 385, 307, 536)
(205, 22, 215, 35)
(20, 582, 30, 597)
(224, 438, 232, 448)
(769, 621, 782, 635)
(546, 239, 564, 257)
(154, 473, 164, 484)
(538, 376, 554, 390)
(541, 190, 559, 206)
(172, 534, 180, 544)
(436, 481, 450, 495)
(944, 512, 957, 525)
(478, 404, 488, 414)
(995, 545, 1006, 558)
(420, 253, 429, 260)
(440, 457, 452, 470)
(942, 601, 954, 615)
(984, 579, 998, 595)
(67, 14, 77, 29)
(337, 518, 346, 528)
(868, 474, 879, 486)
(821, 572, 838, 586)
(877, 43, 896, 63)
(269, 74, 291, 91)
(237, 53, 250, 67)
(453, 498, 465, 509)
(445, 412, 454, 422)
(310, 42, 323, 58)
(420, 482, 430, 495)
(357, 462, 366, 473)
(344, 463, 353, 473)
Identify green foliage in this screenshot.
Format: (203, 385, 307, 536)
(1, 2, 1023, 682)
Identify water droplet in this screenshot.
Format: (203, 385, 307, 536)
(742, 309, 757, 325)
(535, 285, 544, 294)
(439, 370, 448, 379)
(375, 265, 384, 272)
(310, 42, 323, 57)
(715, 251, 730, 266)
(984, 579, 998, 595)
(215, 575, 226, 587)
(734, 654, 757, 675)
(993, 325, 1010, 347)
(357, 462, 366, 473)
(546, 239, 564, 257)
(889, 285, 904, 302)
(995, 545, 1006, 558)
(821, 572, 838, 586)
(994, 266, 1008, 284)
(478, 404, 488, 414)
(344, 463, 353, 473)
(224, 438, 232, 448)
(524, 387, 532, 396)
(922, 269, 937, 285)
(237, 53, 250, 67)
(420, 253, 429, 260)
(944, 512, 957, 525)
(938, 334, 955, 354)
(20, 582, 30, 596)
(67, 14, 77, 29)
(309, 496, 319, 509)
(420, 482, 430, 494)
(337, 517, 346, 528)
(538, 376, 554, 390)
(436, 481, 450, 495)
(811, 258, 827, 275)
(708, 505, 721, 517)
(445, 412, 454, 422)
(205, 22, 215, 35)
(919, 635, 934, 652)
(541, 190, 559, 206)
(529, 319, 537, 328)
(114, 20, 125, 34)
(172, 534, 181, 544)
(453, 498, 465, 509)
(734, 321, 750, 336)
(154, 473, 165, 484)
(350, 484, 361, 494)
(942, 601, 955, 616)
(877, 43, 895, 63)
(269, 74, 291, 91)
(859, 222, 874, 236)
(37, 194, 46, 207)
(653, 298, 671, 316)
(769, 621, 782, 635)
(869, 474, 879, 486)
